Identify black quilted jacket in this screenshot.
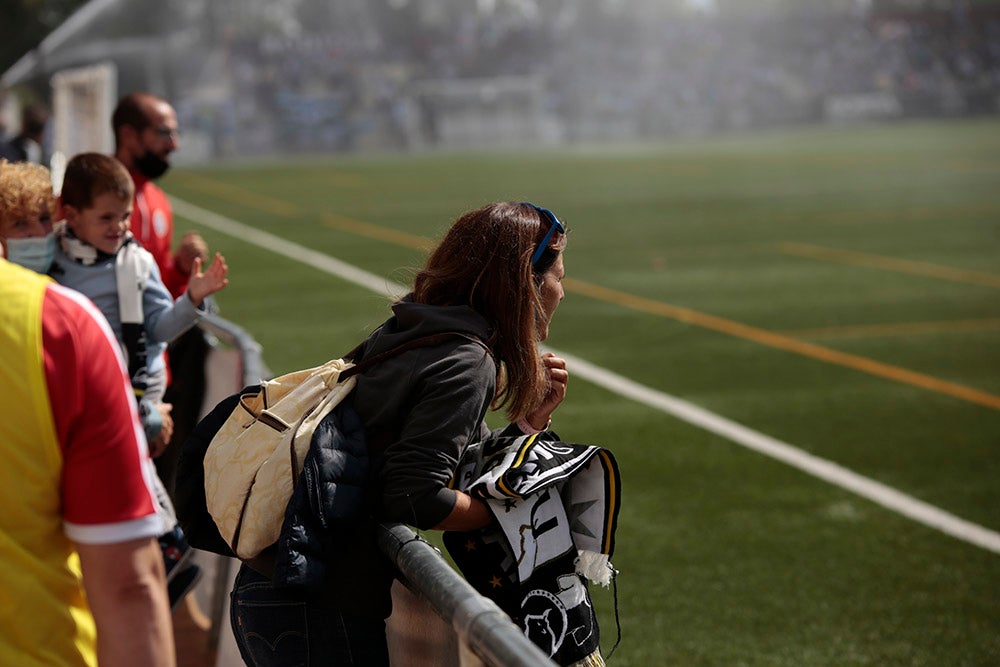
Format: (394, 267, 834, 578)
(273, 299, 502, 618)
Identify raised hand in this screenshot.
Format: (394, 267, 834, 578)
(186, 252, 229, 306)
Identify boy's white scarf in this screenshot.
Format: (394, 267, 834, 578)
(56, 223, 152, 325)
(58, 222, 154, 390)
(115, 237, 151, 327)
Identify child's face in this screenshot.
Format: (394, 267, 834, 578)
(66, 193, 132, 255)
(0, 202, 53, 240)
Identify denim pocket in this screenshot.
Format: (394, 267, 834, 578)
(231, 575, 309, 666)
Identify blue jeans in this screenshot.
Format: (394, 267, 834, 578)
(230, 564, 389, 666)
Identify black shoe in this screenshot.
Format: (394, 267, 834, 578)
(168, 564, 203, 611)
(159, 525, 192, 583)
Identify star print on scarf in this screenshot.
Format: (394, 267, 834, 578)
(444, 430, 621, 665)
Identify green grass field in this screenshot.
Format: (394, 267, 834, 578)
(165, 118, 1000, 666)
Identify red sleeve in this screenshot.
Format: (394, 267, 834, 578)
(131, 183, 188, 298)
(42, 284, 160, 536)
(161, 257, 189, 299)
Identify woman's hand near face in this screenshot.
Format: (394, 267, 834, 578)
(525, 352, 568, 431)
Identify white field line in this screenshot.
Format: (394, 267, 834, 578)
(554, 351, 1000, 555)
(172, 199, 408, 297)
(173, 197, 1000, 556)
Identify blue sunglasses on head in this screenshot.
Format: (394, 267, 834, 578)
(525, 203, 566, 266)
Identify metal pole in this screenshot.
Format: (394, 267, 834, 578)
(198, 312, 271, 384)
(377, 522, 558, 667)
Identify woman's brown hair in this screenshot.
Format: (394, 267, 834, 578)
(412, 201, 566, 421)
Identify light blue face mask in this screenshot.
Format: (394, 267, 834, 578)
(5, 232, 56, 273)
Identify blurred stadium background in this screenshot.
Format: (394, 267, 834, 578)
(2, 2, 998, 666)
(3, 0, 1000, 159)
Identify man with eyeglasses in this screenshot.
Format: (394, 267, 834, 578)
(113, 92, 206, 299)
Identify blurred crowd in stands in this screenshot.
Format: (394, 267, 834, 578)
(169, 2, 1000, 156)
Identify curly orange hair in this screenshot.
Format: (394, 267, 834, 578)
(0, 160, 56, 231)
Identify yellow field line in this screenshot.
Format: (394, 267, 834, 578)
(778, 318, 1000, 340)
(170, 173, 435, 251)
(564, 277, 1000, 412)
(780, 241, 1000, 289)
(169, 172, 302, 218)
(319, 212, 433, 251)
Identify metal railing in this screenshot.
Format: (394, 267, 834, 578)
(197, 312, 270, 386)
(378, 522, 558, 667)
(191, 313, 269, 652)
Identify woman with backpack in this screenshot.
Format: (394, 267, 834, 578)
(229, 201, 570, 666)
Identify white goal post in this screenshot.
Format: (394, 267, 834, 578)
(50, 61, 118, 162)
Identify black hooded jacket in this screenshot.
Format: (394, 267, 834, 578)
(275, 300, 502, 618)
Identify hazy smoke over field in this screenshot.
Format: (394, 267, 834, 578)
(10, 0, 998, 158)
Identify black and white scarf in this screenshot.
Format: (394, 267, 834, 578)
(58, 224, 153, 395)
(444, 430, 621, 665)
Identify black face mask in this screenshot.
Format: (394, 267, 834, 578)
(135, 150, 171, 180)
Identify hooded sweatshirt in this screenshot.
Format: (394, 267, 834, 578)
(318, 299, 499, 618)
